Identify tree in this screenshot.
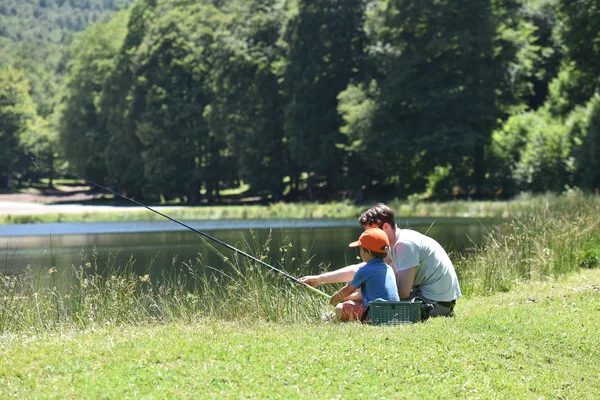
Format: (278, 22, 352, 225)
(130, 2, 218, 202)
(512, 112, 572, 192)
(558, 0, 600, 93)
(521, 0, 563, 110)
(0, 67, 38, 188)
(58, 11, 128, 183)
(337, 81, 388, 200)
(18, 114, 59, 188)
(569, 94, 600, 191)
(0, 0, 135, 116)
(281, 0, 367, 199)
(545, 64, 595, 119)
(491, 109, 571, 194)
(206, 0, 287, 201)
(365, 0, 530, 197)
(98, 0, 157, 198)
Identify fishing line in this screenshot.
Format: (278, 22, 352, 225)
(31, 158, 329, 298)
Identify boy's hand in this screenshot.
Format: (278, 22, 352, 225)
(329, 293, 341, 306)
(330, 284, 356, 306)
(299, 275, 321, 287)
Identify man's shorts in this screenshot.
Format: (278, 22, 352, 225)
(429, 300, 455, 318)
(341, 300, 368, 321)
(409, 288, 456, 318)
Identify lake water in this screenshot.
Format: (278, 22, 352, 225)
(0, 217, 501, 278)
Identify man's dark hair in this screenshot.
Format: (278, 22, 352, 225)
(359, 203, 396, 229)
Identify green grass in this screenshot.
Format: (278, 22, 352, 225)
(3, 191, 597, 225)
(0, 270, 598, 399)
(0, 201, 365, 224)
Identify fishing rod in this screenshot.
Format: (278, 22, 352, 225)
(31, 158, 329, 298)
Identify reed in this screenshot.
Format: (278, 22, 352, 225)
(456, 191, 600, 296)
(0, 231, 328, 334)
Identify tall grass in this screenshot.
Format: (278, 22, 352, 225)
(2, 193, 599, 334)
(456, 191, 600, 295)
(388, 191, 592, 218)
(0, 232, 327, 334)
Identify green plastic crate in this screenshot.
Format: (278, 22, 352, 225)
(369, 300, 422, 325)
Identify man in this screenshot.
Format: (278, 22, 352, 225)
(300, 203, 462, 317)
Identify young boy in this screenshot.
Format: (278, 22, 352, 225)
(329, 228, 399, 321)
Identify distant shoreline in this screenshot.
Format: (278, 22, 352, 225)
(0, 201, 184, 216)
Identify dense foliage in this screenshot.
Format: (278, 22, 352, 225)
(0, 0, 134, 188)
(0, 0, 134, 114)
(2, 0, 599, 200)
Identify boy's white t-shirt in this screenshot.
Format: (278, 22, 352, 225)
(390, 228, 462, 302)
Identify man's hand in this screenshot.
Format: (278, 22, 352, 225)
(299, 275, 321, 287)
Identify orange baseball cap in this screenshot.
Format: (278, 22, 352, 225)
(349, 228, 390, 252)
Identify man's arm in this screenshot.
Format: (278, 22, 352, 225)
(390, 239, 419, 299)
(329, 283, 358, 306)
(396, 267, 416, 300)
(299, 262, 366, 287)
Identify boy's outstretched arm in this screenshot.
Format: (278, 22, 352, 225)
(300, 262, 366, 287)
(330, 283, 358, 306)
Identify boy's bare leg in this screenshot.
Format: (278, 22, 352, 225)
(333, 302, 345, 320)
(334, 300, 367, 321)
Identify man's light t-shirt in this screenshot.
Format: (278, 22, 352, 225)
(390, 228, 462, 302)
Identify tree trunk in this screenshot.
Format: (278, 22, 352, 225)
(473, 141, 485, 198)
(47, 152, 54, 189)
(6, 159, 13, 190)
(214, 179, 221, 203)
(187, 180, 200, 205)
(307, 174, 314, 201)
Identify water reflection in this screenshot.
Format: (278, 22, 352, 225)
(1, 218, 501, 278)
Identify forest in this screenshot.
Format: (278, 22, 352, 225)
(1, 0, 599, 203)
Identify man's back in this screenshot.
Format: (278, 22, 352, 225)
(391, 228, 462, 302)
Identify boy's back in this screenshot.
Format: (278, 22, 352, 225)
(350, 258, 399, 306)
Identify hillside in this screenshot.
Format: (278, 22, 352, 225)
(0, 0, 134, 115)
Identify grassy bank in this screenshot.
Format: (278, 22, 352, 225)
(3, 191, 597, 224)
(1, 269, 598, 398)
(0, 194, 599, 397)
(0, 201, 362, 225)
